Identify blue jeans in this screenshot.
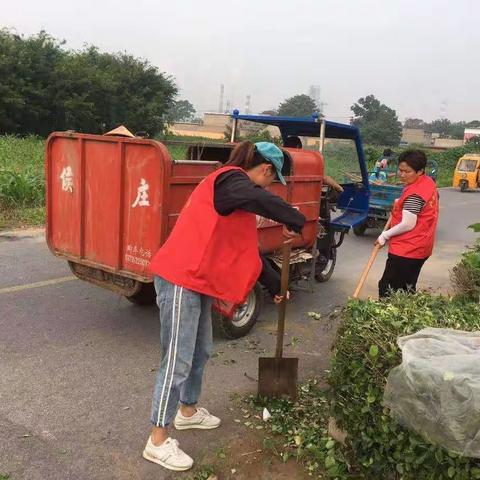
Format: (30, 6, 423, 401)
(150, 276, 213, 427)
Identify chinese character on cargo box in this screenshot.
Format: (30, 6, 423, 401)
(60, 166, 74, 193)
(132, 178, 150, 207)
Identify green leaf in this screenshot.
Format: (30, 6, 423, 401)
(325, 439, 335, 450)
(471, 467, 480, 479)
(325, 455, 336, 469)
(448, 466, 456, 478)
(468, 223, 480, 233)
(326, 464, 340, 476)
(369, 345, 379, 357)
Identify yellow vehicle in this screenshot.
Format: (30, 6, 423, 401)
(452, 154, 480, 192)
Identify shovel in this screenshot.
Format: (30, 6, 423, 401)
(258, 240, 298, 400)
(352, 215, 392, 299)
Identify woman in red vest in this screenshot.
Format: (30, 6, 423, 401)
(142, 141, 305, 471)
(376, 150, 439, 297)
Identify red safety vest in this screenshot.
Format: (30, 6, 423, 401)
(389, 174, 439, 259)
(149, 166, 262, 304)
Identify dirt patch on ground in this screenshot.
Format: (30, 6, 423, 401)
(181, 429, 310, 480)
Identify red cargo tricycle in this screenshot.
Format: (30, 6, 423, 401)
(46, 114, 369, 338)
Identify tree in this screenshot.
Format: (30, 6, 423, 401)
(278, 94, 319, 117)
(424, 119, 451, 136)
(0, 30, 65, 135)
(165, 99, 196, 123)
(466, 120, 480, 129)
(404, 118, 425, 129)
(351, 95, 402, 146)
(0, 29, 178, 136)
(260, 109, 278, 116)
(448, 122, 466, 139)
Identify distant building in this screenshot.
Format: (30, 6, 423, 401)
(400, 128, 466, 149)
(464, 128, 480, 143)
(170, 113, 280, 140)
(432, 138, 463, 149)
(169, 113, 231, 139)
(401, 128, 431, 146)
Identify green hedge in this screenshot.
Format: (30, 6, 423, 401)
(329, 293, 480, 479)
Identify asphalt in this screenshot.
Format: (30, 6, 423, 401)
(0, 188, 478, 480)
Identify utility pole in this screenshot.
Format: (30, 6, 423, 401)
(218, 84, 224, 113)
(245, 94, 251, 114)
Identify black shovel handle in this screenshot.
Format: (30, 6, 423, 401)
(275, 240, 292, 359)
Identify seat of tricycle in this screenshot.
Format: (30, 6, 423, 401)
(330, 182, 369, 232)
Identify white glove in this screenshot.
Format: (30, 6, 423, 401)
(377, 232, 388, 246)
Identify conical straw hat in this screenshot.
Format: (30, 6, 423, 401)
(104, 125, 135, 137)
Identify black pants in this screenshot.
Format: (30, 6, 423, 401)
(378, 253, 428, 298)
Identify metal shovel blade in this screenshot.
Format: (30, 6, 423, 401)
(258, 357, 298, 400)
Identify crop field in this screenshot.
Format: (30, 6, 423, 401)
(0, 135, 45, 229)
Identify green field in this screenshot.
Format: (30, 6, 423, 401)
(0, 134, 472, 230)
(0, 135, 45, 229)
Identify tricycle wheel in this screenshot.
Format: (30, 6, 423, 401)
(315, 248, 337, 282)
(213, 283, 263, 339)
(353, 222, 368, 236)
(460, 180, 468, 192)
(125, 282, 156, 305)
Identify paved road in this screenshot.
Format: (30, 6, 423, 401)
(0, 188, 478, 480)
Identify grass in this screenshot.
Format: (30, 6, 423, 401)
(0, 134, 462, 230)
(0, 135, 45, 229)
(184, 465, 216, 480)
(0, 206, 45, 230)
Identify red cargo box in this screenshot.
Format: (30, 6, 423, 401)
(46, 133, 324, 296)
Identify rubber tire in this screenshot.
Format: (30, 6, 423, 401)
(315, 248, 337, 283)
(125, 282, 156, 305)
(353, 222, 368, 236)
(460, 180, 468, 192)
(213, 283, 263, 339)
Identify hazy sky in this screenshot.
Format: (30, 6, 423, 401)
(5, 0, 480, 122)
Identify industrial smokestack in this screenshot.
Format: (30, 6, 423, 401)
(218, 84, 224, 113)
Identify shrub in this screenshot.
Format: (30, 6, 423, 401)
(451, 224, 480, 301)
(329, 293, 480, 479)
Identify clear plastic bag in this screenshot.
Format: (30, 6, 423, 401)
(384, 327, 480, 457)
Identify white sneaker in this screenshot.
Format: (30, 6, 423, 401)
(142, 436, 193, 471)
(174, 407, 221, 430)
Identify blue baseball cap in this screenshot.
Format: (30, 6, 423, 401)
(255, 142, 286, 185)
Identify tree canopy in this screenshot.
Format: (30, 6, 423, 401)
(404, 118, 426, 129)
(0, 29, 178, 137)
(278, 94, 319, 117)
(165, 99, 196, 123)
(351, 95, 402, 146)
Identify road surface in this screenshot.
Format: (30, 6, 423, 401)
(0, 188, 477, 479)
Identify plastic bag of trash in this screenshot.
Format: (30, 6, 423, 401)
(384, 327, 480, 458)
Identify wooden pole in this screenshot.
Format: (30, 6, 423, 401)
(352, 216, 392, 299)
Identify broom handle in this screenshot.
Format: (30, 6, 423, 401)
(275, 240, 292, 359)
(352, 215, 392, 299)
